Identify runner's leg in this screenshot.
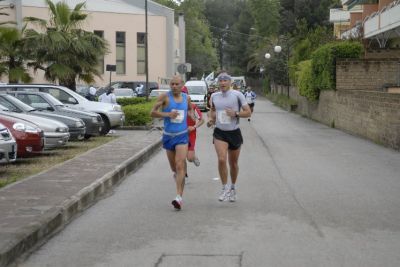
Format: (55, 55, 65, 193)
(175, 144, 188, 196)
(228, 147, 241, 185)
(214, 138, 229, 185)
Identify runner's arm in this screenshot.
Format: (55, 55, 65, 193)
(150, 94, 177, 118)
(187, 96, 196, 121)
(207, 97, 216, 127)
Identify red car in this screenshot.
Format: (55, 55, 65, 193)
(0, 115, 44, 157)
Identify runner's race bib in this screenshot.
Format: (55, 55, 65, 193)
(171, 109, 185, 123)
(217, 110, 232, 124)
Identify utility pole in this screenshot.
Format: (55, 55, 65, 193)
(145, 0, 149, 101)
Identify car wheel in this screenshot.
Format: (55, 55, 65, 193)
(84, 134, 92, 140)
(100, 115, 110, 135)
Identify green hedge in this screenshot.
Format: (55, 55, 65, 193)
(296, 60, 319, 101)
(122, 99, 156, 126)
(311, 41, 363, 91)
(117, 97, 147, 106)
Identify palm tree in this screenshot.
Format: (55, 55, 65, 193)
(23, 0, 108, 90)
(0, 26, 32, 83)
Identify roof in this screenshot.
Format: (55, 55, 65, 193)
(21, 0, 172, 16)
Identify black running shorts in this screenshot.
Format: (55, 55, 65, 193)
(213, 127, 243, 150)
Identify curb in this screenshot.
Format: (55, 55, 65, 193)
(0, 139, 162, 267)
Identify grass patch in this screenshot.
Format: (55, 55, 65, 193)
(0, 135, 117, 188)
(265, 93, 298, 111)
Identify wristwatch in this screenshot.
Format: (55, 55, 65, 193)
(235, 111, 239, 118)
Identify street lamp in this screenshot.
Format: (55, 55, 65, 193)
(264, 44, 290, 98)
(145, 0, 149, 100)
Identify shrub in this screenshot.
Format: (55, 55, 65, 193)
(311, 41, 363, 91)
(296, 60, 318, 101)
(122, 99, 155, 126)
(117, 97, 147, 106)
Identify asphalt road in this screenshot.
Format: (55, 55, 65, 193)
(20, 98, 400, 267)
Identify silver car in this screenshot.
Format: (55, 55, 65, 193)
(0, 123, 17, 163)
(0, 94, 86, 141)
(0, 106, 69, 149)
(0, 84, 125, 135)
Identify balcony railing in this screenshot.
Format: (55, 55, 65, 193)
(341, 23, 363, 39)
(364, 0, 400, 38)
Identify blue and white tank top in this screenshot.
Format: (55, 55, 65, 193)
(162, 92, 188, 134)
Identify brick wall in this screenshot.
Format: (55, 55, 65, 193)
(291, 87, 400, 150)
(336, 59, 400, 91)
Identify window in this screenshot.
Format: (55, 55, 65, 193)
(116, 31, 126, 74)
(137, 32, 146, 75)
(23, 95, 52, 110)
(94, 30, 104, 74)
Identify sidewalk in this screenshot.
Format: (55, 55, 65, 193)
(0, 130, 162, 267)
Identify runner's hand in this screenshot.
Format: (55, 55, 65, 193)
(207, 120, 215, 128)
(169, 110, 179, 119)
(225, 108, 236, 117)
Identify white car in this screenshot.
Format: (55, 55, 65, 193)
(0, 122, 17, 163)
(114, 88, 137, 99)
(184, 80, 208, 111)
(149, 89, 170, 98)
(0, 84, 125, 135)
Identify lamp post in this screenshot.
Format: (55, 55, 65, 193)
(265, 43, 290, 98)
(145, 0, 149, 101)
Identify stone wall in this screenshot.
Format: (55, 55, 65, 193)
(336, 59, 400, 91)
(290, 86, 400, 150)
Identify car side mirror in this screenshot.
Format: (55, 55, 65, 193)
(46, 106, 55, 111)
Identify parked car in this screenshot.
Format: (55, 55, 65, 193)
(7, 91, 103, 139)
(0, 105, 69, 149)
(0, 94, 86, 141)
(149, 89, 170, 98)
(0, 122, 17, 163)
(114, 88, 137, 99)
(98, 81, 159, 96)
(0, 105, 44, 157)
(184, 80, 208, 111)
(0, 84, 124, 135)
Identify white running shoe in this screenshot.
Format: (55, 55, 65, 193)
(218, 187, 230, 202)
(229, 189, 236, 202)
(172, 196, 182, 210)
(193, 157, 200, 167)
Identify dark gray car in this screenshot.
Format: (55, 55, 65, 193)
(0, 94, 86, 141)
(7, 91, 104, 139)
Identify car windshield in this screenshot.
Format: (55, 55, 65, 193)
(57, 86, 89, 102)
(186, 86, 206, 95)
(1, 95, 35, 112)
(44, 93, 65, 106)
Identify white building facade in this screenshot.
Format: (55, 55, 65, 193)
(0, 0, 185, 86)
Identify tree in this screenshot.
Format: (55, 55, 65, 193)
(204, 0, 248, 71)
(249, 0, 280, 37)
(0, 26, 32, 83)
(23, 0, 108, 90)
(179, 0, 218, 78)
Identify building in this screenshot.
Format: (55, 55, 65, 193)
(0, 0, 185, 86)
(330, 0, 400, 50)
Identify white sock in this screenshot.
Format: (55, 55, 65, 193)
(231, 184, 235, 190)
